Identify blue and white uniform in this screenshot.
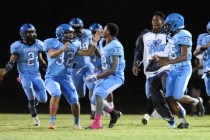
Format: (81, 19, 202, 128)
(69, 29, 95, 98)
(44, 38, 80, 105)
(166, 30, 192, 99)
(10, 39, 47, 102)
(91, 38, 125, 104)
(199, 34, 210, 96)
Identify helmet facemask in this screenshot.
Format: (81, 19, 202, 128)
(20, 24, 37, 45)
(24, 30, 37, 43)
(63, 30, 74, 42)
(22, 30, 37, 45)
(72, 26, 83, 37)
(56, 24, 74, 43)
(69, 18, 84, 37)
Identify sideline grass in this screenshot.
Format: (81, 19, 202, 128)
(0, 114, 209, 140)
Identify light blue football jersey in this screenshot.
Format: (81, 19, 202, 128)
(44, 38, 80, 77)
(98, 38, 125, 81)
(167, 29, 192, 67)
(201, 34, 210, 72)
(197, 33, 208, 46)
(73, 29, 92, 68)
(10, 39, 44, 75)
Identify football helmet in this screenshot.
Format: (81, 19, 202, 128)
(164, 13, 184, 33)
(69, 18, 83, 37)
(206, 21, 210, 33)
(20, 23, 37, 42)
(56, 24, 74, 42)
(89, 23, 103, 34)
(69, 17, 84, 28)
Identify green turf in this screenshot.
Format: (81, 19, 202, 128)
(0, 114, 209, 140)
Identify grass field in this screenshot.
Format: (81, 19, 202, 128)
(0, 114, 209, 140)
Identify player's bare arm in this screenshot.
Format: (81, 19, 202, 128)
(194, 41, 210, 56)
(97, 56, 119, 79)
(77, 30, 101, 56)
(48, 42, 69, 58)
(154, 45, 188, 66)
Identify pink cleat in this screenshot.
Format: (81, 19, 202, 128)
(86, 121, 103, 129)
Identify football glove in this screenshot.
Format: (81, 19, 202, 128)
(86, 74, 97, 83)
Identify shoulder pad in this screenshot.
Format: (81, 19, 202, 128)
(44, 38, 59, 51)
(10, 41, 22, 54)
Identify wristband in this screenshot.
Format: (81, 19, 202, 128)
(90, 40, 97, 46)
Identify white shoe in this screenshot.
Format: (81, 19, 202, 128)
(142, 114, 150, 125)
(74, 124, 83, 129)
(33, 116, 40, 126)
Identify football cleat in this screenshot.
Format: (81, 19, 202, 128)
(141, 114, 150, 125)
(33, 116, 40, 126)
(197, 97, 205, 117)
(177, 123, 189, 129)
(33, 121, 40, 126)
(168, 119, 176, 128)
(48, 122, 56, 129)
(109, 110, 122, 128)
(86, 121, 103, 129)
(141, 118, 148, 125)
(74, 124, 83, 129)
